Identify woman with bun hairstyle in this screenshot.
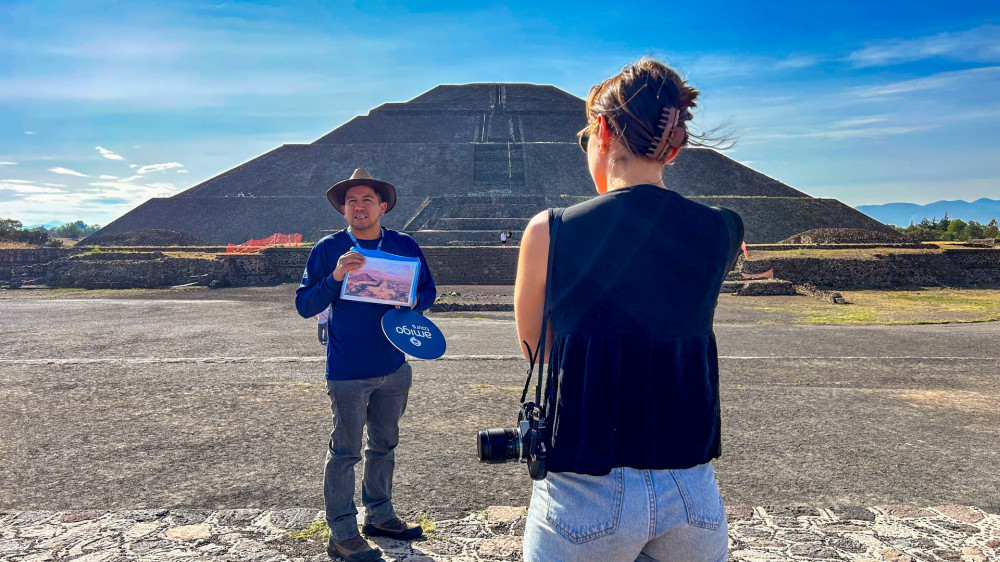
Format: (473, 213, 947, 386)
(514, 59, 744, 561)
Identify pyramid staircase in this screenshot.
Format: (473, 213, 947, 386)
(404, 195, 551, 246)
(405, 84, 560, 246)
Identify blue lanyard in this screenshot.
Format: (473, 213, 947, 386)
(347, 227, 384, 252)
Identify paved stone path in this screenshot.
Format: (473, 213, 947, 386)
(2, 505, 997, 561)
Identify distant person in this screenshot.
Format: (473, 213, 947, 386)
(500, 231, 508, 245)
(506, 229, 514, 245)
(514, 59, 744, 561)
(296, 168, 436, 562)
(317, 305, 330, 345)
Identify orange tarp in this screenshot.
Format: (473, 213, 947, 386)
(740, 269, 775, 280)
(226, 233, 302, 253)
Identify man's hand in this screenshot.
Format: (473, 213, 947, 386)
(332, 250, 365, 281)
(318, 322, 328, 345)
(395, 296, 419, 311)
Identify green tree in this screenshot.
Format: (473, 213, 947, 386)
(946, 218, 966, 241)
(19, 227, 49, 245)
(938, 213, 950, 232)
(0, 218, 23, 241)
(50, 223, 77, 238)
(0, 218, 50, 245)
(965, 220, 985, 240)
(50, 220, 100, 239)
(985, 219, 999, 239)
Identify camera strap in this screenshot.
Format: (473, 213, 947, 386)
(520, 208, 563, 408)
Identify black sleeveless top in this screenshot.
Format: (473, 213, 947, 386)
(544, 184, 743, 475)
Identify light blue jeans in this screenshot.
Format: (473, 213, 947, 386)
(523, 462, 727, 562)
(324, 363, 412, 540)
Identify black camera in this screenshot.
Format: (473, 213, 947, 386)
(477, 402, 548, 480)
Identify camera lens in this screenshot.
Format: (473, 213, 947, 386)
(477, 427, 521, 463)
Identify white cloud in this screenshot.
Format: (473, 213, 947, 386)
(683, 53, 823, 78)
(0, 72, 326, 105)
(99, 174, 119, 180)
(755, 125, 931, 142)
(685, 55, 760, 78)
(129, 164, 139, 169)
(135, 162, 184, 174)
(18, 192, 80, 204)
(849, 25, 1000, 67)
(831, 116, 889, 128)
(775, 55, 821, 69)
(83, 183, 163, 207)
(850, 66, 1000, 98)
(45, 36, 188, 61)
(0, 162, 16, 165)
(95, 146, 125, 160)
(0, 181, 67, 194)
(177, 169, 189, 173)
(48, 167, 90, 177)
(88, 180, 171, 195)
(24, 131, 36, 135)
(948, 105, 1000, 121)
(2, 175, 171, 226)
(43, 183, 68, 187)
(819, 126, 930, 140)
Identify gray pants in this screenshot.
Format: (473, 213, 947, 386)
(324, 362, 413, 540)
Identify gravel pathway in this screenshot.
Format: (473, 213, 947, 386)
(2, 504, 997, 561)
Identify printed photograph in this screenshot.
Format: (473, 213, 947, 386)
(341, 255, 418, 306)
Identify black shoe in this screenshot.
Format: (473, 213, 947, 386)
(362, 517, 423, 540)
(327, 534, 382, 561)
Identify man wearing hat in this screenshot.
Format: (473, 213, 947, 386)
(296, 169, 436, 561)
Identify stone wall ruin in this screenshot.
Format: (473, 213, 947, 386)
(5, 244, 1000, 291)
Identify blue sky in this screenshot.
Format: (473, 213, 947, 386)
(1, 0, 998, 227)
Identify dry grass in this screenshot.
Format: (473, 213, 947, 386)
(742, 288, 1000, 325)
(286, 520, 329, 542)
(745, 242, 975, 261)
(0, 238, 80, 249)
(162, 251, 222, 260)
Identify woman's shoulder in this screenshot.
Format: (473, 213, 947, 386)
(523, 210, 551, 239)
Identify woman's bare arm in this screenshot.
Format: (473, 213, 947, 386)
(514, 210, 553, 362)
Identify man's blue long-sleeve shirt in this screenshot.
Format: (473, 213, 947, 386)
(295, 229, 436, 380)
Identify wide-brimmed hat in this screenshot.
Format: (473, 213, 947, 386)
(326, 168, 397, 214)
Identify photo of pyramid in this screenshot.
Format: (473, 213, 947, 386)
(91, 83, 897, 245)
(342, 258, 417, 305)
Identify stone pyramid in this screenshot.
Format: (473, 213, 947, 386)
(92, 83, 895, 244)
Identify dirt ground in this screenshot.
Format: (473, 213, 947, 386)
(1, 284, 998, 519)
(24, 284, 994, 325)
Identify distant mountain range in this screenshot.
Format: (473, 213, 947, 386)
(857, 198, 1000, 227)
(23, 221, 65, 230)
